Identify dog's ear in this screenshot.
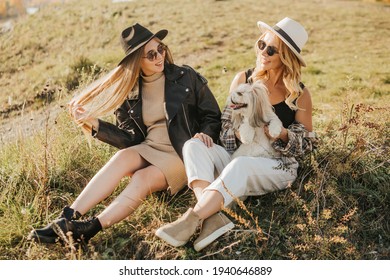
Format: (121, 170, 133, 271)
(231, 111, 243, 131)
(249, 82, 274, 126)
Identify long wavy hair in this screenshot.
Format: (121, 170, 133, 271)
(251, 31, 303, 110)
(70, 39, 174, 135)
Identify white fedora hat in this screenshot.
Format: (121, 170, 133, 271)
(257, 17, 308, 66)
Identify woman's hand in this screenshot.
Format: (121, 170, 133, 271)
(193, 132, 214, 148)
(265, 125, 288, 143)
(69, 102, 84, 120)
(68, 102, 99, 129)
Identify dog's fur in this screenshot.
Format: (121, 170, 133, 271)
(230, 82, 283, 159)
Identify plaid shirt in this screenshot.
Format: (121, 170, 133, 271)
(220, 105, 237, 153)
(219, 105, 318, 164)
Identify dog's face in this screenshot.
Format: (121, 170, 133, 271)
(229, 82, 273, 127)
(229, 83, 252, 112)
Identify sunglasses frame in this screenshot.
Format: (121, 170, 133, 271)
(143, 43, 167, 61)
(257, 40, 279, 57)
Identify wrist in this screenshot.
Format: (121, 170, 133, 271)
(278, 128, 289, 143)
(82, 118, 99, 131)
(90, 118, 99, 130)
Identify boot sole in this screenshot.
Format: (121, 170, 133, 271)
(194, 222, 234, 252)
(155, 228, 188, 247)
(28, 232, 59, 244)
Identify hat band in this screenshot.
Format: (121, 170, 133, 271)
(125, 35, 153, 54)
(273, 26, 301, 53)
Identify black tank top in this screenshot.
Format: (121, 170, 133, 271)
(244, 68, 303, 128)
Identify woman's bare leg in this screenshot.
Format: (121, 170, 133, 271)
(97, 165, 168, 228)
(193, 190, 224, 220)
(70, 148, 148, 215)
(191, 180, 210, 201)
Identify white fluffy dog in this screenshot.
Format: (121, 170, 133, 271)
(230, 82, 283, 159)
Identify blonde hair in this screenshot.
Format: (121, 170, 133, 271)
(251, 32, 303, 110)
(70, 40, 174, 136)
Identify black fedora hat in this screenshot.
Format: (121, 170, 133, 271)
(118, 23, 168, 65)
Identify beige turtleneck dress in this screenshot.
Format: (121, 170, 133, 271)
(130, 72, 187, 194)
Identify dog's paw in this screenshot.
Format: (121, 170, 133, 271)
(268, 119, 283, 138)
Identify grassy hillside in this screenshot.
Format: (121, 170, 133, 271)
(0, 0, 389, 260)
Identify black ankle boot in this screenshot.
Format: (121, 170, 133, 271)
(28, 206, 82, 243)
(53, 217, 102, 244)
(61, 206, 82, 220)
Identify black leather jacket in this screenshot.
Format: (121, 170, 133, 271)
(93, 63, 221, 159)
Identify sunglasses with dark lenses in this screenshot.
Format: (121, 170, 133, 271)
(257, 40, 279, 56)
(143, 44, 167, 61)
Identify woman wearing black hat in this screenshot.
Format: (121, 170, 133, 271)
(156, 18, 318, 252)
(28, 23, 221, 244)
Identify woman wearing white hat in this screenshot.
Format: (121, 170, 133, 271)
(155, 17, 317, 252)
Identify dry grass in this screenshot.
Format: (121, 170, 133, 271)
(0, 0, 389, 260)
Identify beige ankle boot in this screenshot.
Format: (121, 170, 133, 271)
(155, 208, 201, 247)
(194, 212, 234, 251)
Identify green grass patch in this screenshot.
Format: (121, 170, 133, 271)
(0, 0, 389, 260)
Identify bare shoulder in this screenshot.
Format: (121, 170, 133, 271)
(229, 71, 247, 92)
(297, 86, 313, 109)
(296, 86, 313, 131)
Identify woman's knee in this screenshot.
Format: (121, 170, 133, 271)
(131, 167, 168, 193)
(107, 148, 145, 172)
(111, 147, 137, 161)
(183, 138, 206, 156)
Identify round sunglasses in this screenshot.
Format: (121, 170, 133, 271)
(257, 40, 279, 56)
(142, 43, 167, 61)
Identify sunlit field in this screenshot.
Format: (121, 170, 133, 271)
(0, 0, 389, 260)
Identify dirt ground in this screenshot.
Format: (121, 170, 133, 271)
(0, 103, 64, 145)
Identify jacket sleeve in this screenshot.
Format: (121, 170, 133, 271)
(272, 122, 318, 158)
(189, 67, 222, 143)
(219, 105, 238, 153)
(92, 119, 137, 150)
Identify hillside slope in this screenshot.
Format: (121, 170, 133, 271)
(0, 0, 389, 260)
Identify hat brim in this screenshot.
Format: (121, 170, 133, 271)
(118, 29, 168, 65)
(257, 21, 306, 67)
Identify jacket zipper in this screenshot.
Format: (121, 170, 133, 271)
(182, 104, 192, 137)
(127, 99, 146, 138)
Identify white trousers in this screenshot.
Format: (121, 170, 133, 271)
(182, 138, 298, 206)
